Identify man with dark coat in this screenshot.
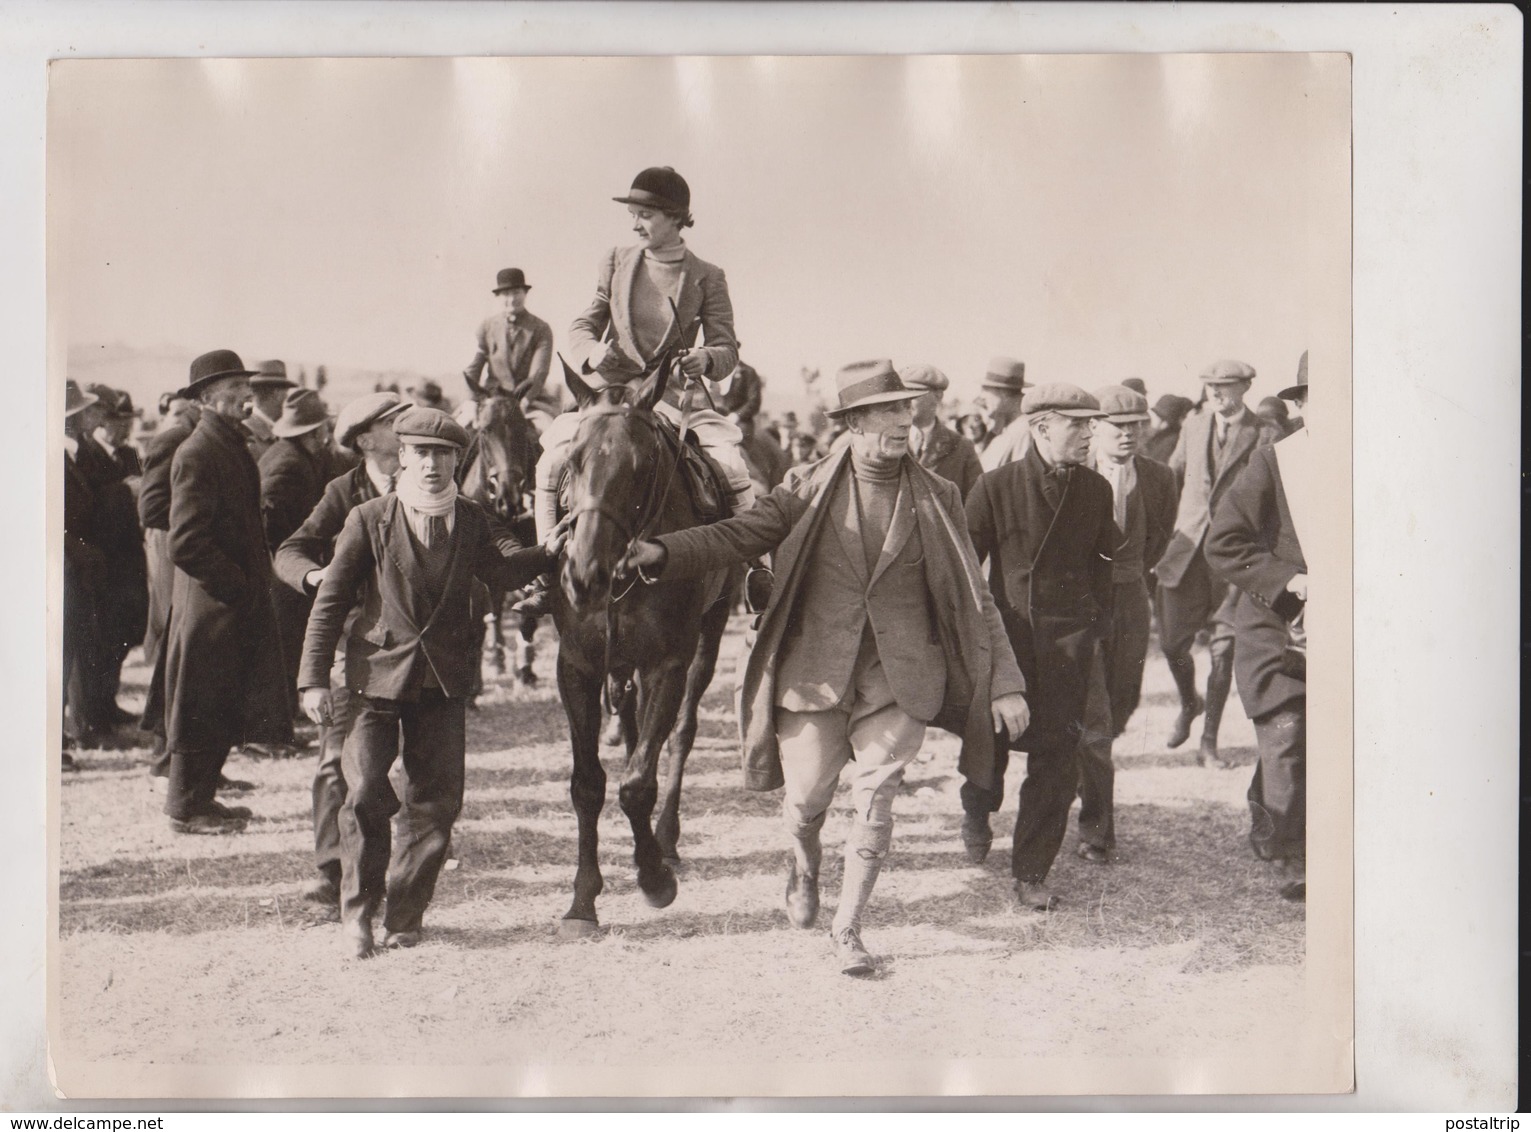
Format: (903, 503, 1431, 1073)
(275, 391, 407, 909)
(1073, 386, 1178, 864)
(1206, 354, 1310, 901)
(163, 350, 292, 835)
(899, 363, 984, 499)
(626, 360, 1029, 976)
(63, 381, 108, 759)
(719, 358, 764, 425)
(259, 388, 334, 728)
(1152, 360, 1282, 765)
(299, 407, 565, 958)
(463, 267, 561, 431)
(243, 360, 296, 463)
(959, 383, 1117, 911)
(1143, 393, 1195, 465)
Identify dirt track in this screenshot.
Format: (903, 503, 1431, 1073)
(54, 615, 1304, 1095)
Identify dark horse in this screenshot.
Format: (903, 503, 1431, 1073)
(553, 353, 740, 937)
(457, 381, 543, 684)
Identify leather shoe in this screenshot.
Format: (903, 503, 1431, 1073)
(381, 929, 421, 949)
(1170, 693, 1205, 751)
(343, 919, 375, 959)
(219, 775, 255, 793)
(831, 926, 874, 977)
(1076, 843, 1111, 865)
(1013, 880, 1058, 912)
(784, 862, 819, 929)
(960, 812, 993, 864)
(300, 873, 340, 907)
(205, 800, 252, 820)
(170, 812, 246, 836)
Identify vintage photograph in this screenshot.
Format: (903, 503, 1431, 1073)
(47, 53, 1352, 1097)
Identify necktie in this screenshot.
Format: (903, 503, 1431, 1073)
(385, 474, 397, 495)
(425, 514, 446, 547)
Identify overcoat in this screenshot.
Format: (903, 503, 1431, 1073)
(964, 444, 1118, 750)
(136, 421, 194, 732)
(914, 418, 983, 500)
(138, 422, 194, 533)
(1204, 439, 1307, 720)
(566, 245, 738, 382)
(298, 494, 553, 700)
(274, 464, 382, 596)
(76, 436, 147, 662)
(1154, 406, 1281, 587)
(163, 411, 289, 752)
(260, 436, 332, 702)
(657, 448, 1024, 793)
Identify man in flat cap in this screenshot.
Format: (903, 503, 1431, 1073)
(1206, 353, 1310, 901)
(162, 350, 292, 834)
(463, 267, 562, 432)
(1074, 385, 1178, 863)
(299, 407, 568, 958)
(900, 363, 984, 500)
(960, 383, 1118, 909)
(243, 360, 297, 463)
(977, 357, 1033, 472)
(275, 390, 407, 909)
(625, 360, 1029, 975)
(1152, 360, 1281, 764)
(1143, 393, 1195, 465)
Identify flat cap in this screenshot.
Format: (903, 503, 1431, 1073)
(1092, 384, 1152, 422)
(981, 356, 1028, 392)
(335, 391, 408, 450)
(1023, 383, 1103, 418)
(897, 363, 949, 393)
(1200, 359, 1256, 384)
(393, 406, 469, 449)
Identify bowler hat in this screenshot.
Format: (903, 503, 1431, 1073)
(1092, 385, 1152, 423)
(613, 166, 691, 214)
(1200, 359, 1256, 385)
(394, 406, 469, 449)
(1022, 383, 1103, 419)
(272, 388, 330, 438)
(1121, 377, 1148, 397)
(250, 359, 296, 389)
(897, 363, 949, 393)
(1278, 351, 1308, 401)
(823, 360, 924, 418)
(981, 356, 1028, 393)
(64, 380, 99, 418)
(183, 349, 258, 397)
(335, 391, 408, 450)
(1152, 393, 1194, 427)
(493, 267, 531, 294)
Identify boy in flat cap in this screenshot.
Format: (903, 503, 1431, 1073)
(298, 407, 568, 958)
(899, 363, 984, 499)
(1152, 360, 1281, 764)
(960, 383, 1118, 910)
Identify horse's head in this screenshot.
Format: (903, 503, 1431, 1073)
(559, 358, 670, 612)
(461, 387, 539, 518)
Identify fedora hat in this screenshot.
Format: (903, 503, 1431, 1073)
(1200, 359, 1256, 385)
(1121, 377, 1148, 397)
(183, 349, 258, 397)
(335, 391, 408, 450)
(493, 267, 531, 294)
(1278, 351, 1308, 400)
(1152, 393, 1195, 427)
(86, 384, 136, 418)
(394, 406, 469, 450)
(272, 388, 329, 438)
(613, 166, 691, 214)
(1092, 384, 1152, 423)
(250, 359, 296, 390)
(64, 379, 99, 418)
(897, 363, 949, 393)
(1022, 383, 1104, 419)
(823, 359, 923, 418)
(981, 356, 1028, 393)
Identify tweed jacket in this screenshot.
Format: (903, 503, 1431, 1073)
(464, 308, 557, 408)
(137, 421, 194, 531)
(1205, 438, 1308, 718)
(567, 244, 738, 382)
(1088, 452, 1178, 582)
(657, 448, 1024, 793)
(913, 419, 984, 500)
(259, 437, 330, 552)
(274, 463, 384, 596)
(298, 494, 553, 700)
(1154, 405, 1281, 587)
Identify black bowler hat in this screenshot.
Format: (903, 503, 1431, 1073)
(183, 349, 257, 397)
(493, 267, 531, 294)
(613, 166, 691, 214)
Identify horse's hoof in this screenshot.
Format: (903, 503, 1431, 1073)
(640, 866, 678, 909)
(557, 916, 600, 940)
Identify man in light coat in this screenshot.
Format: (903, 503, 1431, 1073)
(463, 267, 561, 430)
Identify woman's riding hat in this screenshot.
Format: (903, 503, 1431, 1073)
(614, 166, 691, 214)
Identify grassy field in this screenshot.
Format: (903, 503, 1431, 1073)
(54, 615, 1304, 1092)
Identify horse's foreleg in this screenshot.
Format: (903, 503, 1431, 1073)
(558, 655, 606, 937)
(656, 594, 733, 864)
(621, 662, 688, 908)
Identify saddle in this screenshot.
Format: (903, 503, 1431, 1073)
(651, 414, 733, 525)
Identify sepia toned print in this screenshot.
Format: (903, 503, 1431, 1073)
(47, 53, 1352, 1098)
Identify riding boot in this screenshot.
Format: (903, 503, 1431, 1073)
(1166, 651, 1205, 753)
(1199, 646, 1235, 767)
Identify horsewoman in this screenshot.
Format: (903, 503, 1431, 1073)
(517, 165, 754, 616)
(625, 361, 1030, 976)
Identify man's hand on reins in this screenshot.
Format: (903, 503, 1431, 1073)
(620, 539, 667, 578)
(676, 347, 707, 379)
(991, 692, 1030, 739)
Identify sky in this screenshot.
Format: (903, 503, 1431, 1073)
(49, 53, 1349, 413)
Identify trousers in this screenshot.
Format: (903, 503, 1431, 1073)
(1102, 575, 1153, 736)
(312, 649, 352, 883)
(1247, 703, 1307, 862)
(338, 688, 466, 932)
(1075, 650, 1115, 850)
(165, 744, 233, 820)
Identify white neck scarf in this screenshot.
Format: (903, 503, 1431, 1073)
(395, 468, 458, 516)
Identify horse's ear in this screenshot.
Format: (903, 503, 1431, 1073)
(560, 355, 597, 409)
(634, 352, 671, 413)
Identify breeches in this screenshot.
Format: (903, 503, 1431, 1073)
(1158, 549, 1236, 658)
(534, 404, 753, 497)
(338, 688, 466, 932)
